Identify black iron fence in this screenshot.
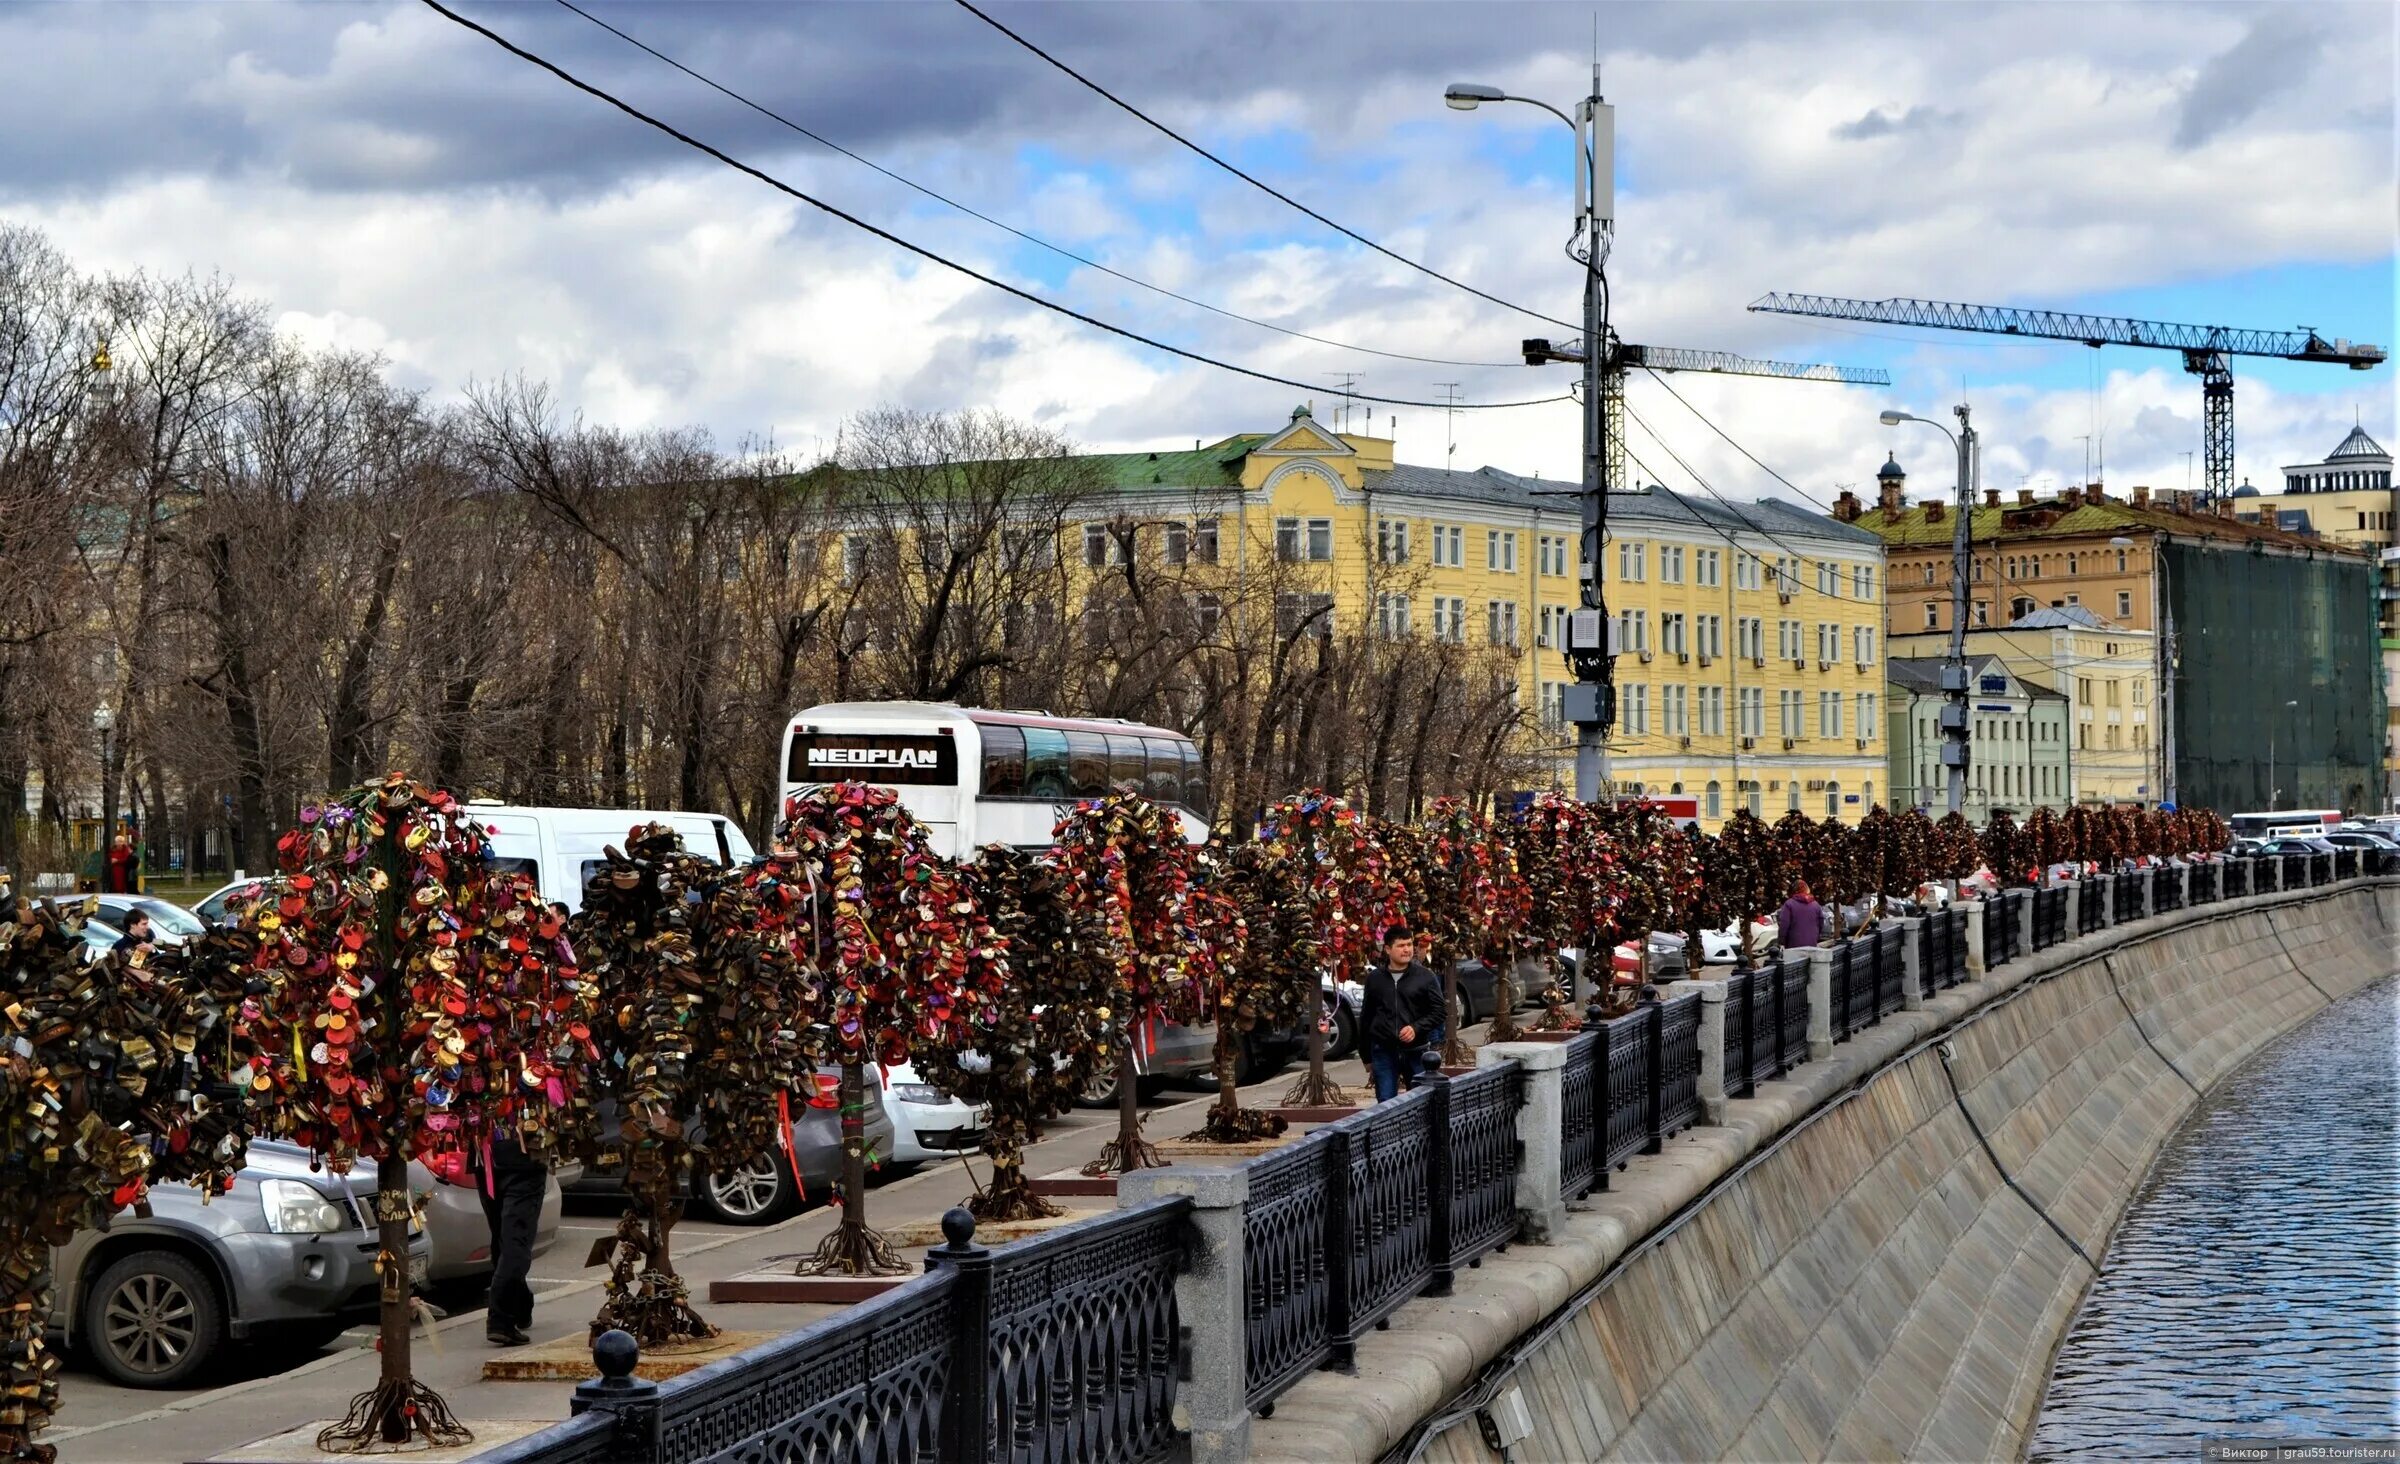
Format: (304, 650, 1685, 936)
(1719, 961, 1809, 1102)
(1921, 907, 1969, 997)
(2151, 865, 2184, 915)
(2310, 852, 2333, 886)
(483, 1197, 1190, 1464)
(2282, 853, 2305, 890)
(1983, 890, 2026, 970)
(2114, 870, 2147, 922)
(1827, 936, 1875, 1041)
(2032, 886, 2068, 949)
(2188, 862, 2219, 905)
(2076, 879, 2107, 936)
(2333, 848, 2358, 881)
(2224, 858, 2251, 898)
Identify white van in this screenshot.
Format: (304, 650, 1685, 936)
(460, 802, 757, 914)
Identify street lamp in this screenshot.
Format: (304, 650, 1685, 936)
(1881, 405, 1979, 814)
(91, 704, 116, 883)
(2268, 699, 2299, 810)
(1444, 71, 1613, 804)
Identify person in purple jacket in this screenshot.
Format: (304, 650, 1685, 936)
(1776, 880, 1827, 951)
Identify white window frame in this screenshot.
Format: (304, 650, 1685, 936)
(1696, 548, 1722, 587)
(1622, 683, 1649, 734)
(1377, 518, 1410, 565)
(1619, 540, 1646, 582)
(1660, 544, 1685, 584)
(1378, 592, 1411, 640)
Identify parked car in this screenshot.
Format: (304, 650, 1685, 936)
(49, 1141, 432, 1388)
(416, 1159, 573, 1285)
(562, 1073, 895, 1226)
(193, 876, 270, 927)
(76, 894, 205, 947)
(2322, 829, 2400, 852)
(878, 1062, 987, 1169)
(2256, 836, 2339, 856)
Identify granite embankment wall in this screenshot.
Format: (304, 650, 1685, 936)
(1252, 880, 2398, 1464)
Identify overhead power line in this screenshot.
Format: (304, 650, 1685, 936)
(553, 0, 1523, 371)
(948, 0, 1583, 335)
(419, 0, 1573, 413)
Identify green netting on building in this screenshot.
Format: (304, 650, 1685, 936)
(2169, 542, 2383, 814)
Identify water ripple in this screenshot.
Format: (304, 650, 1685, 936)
(2029, 978, 2400, 1459)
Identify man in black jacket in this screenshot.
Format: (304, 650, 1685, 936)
(1361, 927, 1445, 1101)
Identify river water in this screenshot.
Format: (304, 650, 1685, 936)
(2028, 976, 2400, 1459)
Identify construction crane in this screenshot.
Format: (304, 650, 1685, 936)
(1519, 334, 1890, 495)
(1747, 293, 2388, 502)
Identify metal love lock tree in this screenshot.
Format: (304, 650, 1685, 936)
(1593, 802, 1704, 989)
(0, 907, 250, 1464)
(1693, 808, 1785, 973)
(934, 845, 1115, 1220)
(780, 784, 1005, 1278)
(230, 775, 591, 1452)
(1931, 811, 1984, 886)
(1511, 795, 1607, 1031)
(1260, 792, 1400, 1109)
(1187, 842, 1298, 1146)
(566, 825, 818, 1345)
(1412, 798, 1523, 1066)
(1055, 791, 1222, 1175)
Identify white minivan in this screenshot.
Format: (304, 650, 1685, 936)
(461, 802, 758, 914)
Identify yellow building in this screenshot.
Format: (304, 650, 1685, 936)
(1060, 406, 1889, 826)
(1888, 607, 2155, 806)
(2232, 424, 2395, 551)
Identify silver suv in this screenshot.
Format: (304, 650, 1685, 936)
(50, 1141, 431, 1387)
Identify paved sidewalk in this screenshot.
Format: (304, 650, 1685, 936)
(52, 1043, 1401, 1462)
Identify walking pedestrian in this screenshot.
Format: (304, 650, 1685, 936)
(1775, 880, 1827, 952)
(1362, 926, 1443, 1101)
(475, 1134, 547, 1347)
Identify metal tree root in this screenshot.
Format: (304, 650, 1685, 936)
(794, 1218, 908, 1277)
(590, 1210, 717, 1347)
(1187, 1106, 1288, 1144)
(1484, 961, 1524, 1044)
(315, 1378, 470, 1453)
(969, 1153, 1063, 1222)
(1082, 1131, 1164, 1175)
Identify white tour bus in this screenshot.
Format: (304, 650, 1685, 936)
(780, 702, 1210, 857)
(2228, 809, 2342, 842)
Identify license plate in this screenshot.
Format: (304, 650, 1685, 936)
(409, 1254, 430, 1289)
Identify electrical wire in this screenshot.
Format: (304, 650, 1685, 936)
(418, 0, 1575, 414)
(552, 0, 1528, 372)
(948, 0, 1583, 335)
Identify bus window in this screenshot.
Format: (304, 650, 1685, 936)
(1105, 734, 1147, 790)
(1141, 737, 1183, 803)
(1180, 741, 1209, 811)
(981, 724, 1027, 797)
(1064, 731, 1110, 795)
(1022, 727, 1074, 798)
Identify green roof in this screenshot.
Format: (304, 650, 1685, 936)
(1851, 494, 2355, 554)
(1078, 435, 1261, 490)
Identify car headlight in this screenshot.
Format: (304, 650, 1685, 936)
(890, 1084, 946, 1105)
(260, 1178, 350, 1235)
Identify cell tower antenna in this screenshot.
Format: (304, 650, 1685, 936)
(1436, 382, 1463, 466)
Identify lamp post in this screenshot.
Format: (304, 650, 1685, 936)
(1881, 405, 1979, 814)
(91, 703, 116, 881)
(1446, 72, 1613, 803)
(2268, 698, 2299, 810)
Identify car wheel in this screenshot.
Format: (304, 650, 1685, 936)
(1322, 993, 1359, 1061)
(83, 1250, 221, 1388)
(1072, 1063, 1121, 1110)
(1453, 984, 1479, 1029)
(689, 1154, 798, 1226)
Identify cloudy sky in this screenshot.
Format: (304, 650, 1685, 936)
(5, 0, 2391, 501)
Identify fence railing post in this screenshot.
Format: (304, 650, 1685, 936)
(2013, 890, 2034, 958)
(1806, 947, 1834, 1061)
(1962, 898, 1987, 978)
(1665, 978, 1728, 1123)
(1117, 1169, 1249, 1464)
(1642, 998, 1665, 1154)
(925, 1208, 993, 1464)
(570, 1331, 661, 1463)
(1323, 1127, 1357, 1372)
(1481, 1045, 1565, 1243)
(2063, 882, 2079, 940)
(1896, 916, 1926, 1011)
(1425, 1073, 1455, 1293)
